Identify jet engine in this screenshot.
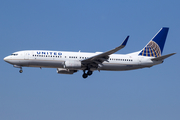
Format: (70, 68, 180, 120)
(57, 68, 77, 74)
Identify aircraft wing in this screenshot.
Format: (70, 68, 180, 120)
(81, 36, 129, 66)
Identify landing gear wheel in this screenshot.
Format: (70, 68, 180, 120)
(19, 70, 23, 73)
(87, 71, 93, 76)
(82, 73, 88, 79)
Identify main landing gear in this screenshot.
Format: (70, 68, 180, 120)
(82, 70, 93, 79)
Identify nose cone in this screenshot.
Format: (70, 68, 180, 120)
(4, 56, 11, 64)
(4, 56, 8, 62)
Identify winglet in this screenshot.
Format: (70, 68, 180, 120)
(122, 36, 129, 46)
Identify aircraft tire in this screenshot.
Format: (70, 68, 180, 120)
(19, 70, 23, 73)
(82, 73, 88, 79)
(87, 71, 93, 76)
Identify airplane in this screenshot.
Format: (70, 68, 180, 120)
(4, 27, 176, 78)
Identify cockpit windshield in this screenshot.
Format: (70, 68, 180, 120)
(11, 53, 18, 56)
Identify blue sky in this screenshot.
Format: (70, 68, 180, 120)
(0, 0, 179, 120)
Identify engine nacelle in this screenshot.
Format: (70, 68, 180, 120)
(57, 68, 77, 74)
(64, 60, 82, 69)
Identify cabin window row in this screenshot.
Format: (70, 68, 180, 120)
(32, 55, 62, 58)
(80, 57, 89, 59)
(109, 58, 133, 61)
(32, 55, 133, 61)
(69, 56, 78, 59)
(69, 56, 89, 59)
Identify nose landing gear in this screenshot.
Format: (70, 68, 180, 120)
(19, 69, 23, 73)
(13, 65, 23, 73)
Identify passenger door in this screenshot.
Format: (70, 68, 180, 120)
(24, 52, 29, 60)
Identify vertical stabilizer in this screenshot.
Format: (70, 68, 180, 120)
(139, 27, 169, 57)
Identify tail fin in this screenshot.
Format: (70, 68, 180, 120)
(139, 27, 169, 57)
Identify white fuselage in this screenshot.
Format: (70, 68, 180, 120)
(4, 50, 162, 71)
(3, 28, 174, 78)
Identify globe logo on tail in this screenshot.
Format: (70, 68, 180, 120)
(139, 41, 161, 57)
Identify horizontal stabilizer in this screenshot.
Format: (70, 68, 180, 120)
(151, 53, 176, 61)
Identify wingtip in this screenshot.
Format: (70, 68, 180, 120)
(122, 36, 129, 46)
(171, 53, 176, 55)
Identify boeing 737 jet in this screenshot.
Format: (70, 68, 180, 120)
(4, 27, 175, 78)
